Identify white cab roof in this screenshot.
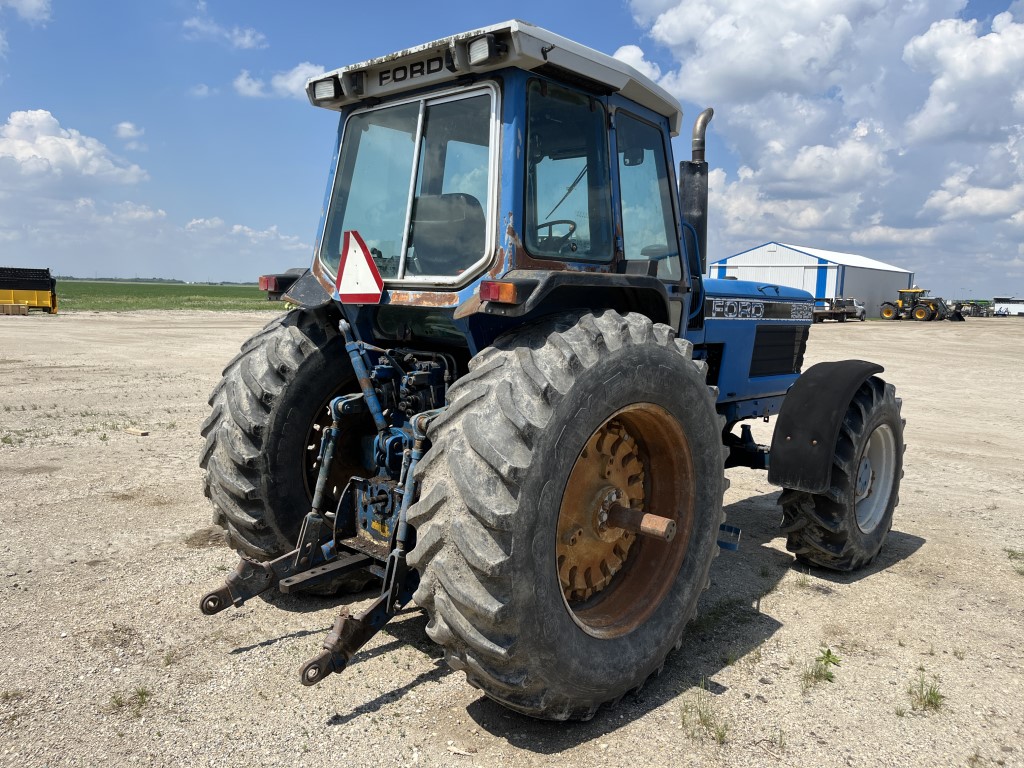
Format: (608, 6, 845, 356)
(306, 19, 684, 136)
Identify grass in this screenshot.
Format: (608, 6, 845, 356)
(802, 647, 841, 691)
(680, 679, 729, 745)
(56, 279, 283, 312)
(908, 672, 944, 712)
(110, 686, 152, 718)
(1006, 547, 1024, 576)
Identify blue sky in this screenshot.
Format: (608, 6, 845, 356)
(1, 1, 1022, 300)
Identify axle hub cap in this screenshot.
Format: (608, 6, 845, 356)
(556, 420, 642, 602)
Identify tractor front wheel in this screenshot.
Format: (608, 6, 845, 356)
(780, 376, 904, 571)
(408, 311, 726, 720)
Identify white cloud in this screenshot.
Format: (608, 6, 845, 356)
(0, 0, 50, 62)
(613, 45, 662, 81)
(923, 166, 1024, 221)
(0, 0, 51, 23)
(186, 216, 224, 231)
(904, 13, 1024, 142)
(114, 121, 146, 151)
(233, 70, 266, 98)
(270, 62, 323, 99)
(0, 110, 306, 281)
(182, 3, 266, 50)
(627, 0, 1024, 297)
(114, 122, 143, 140)
(111, 201, 165, 222)
(645, 0, 890, 104)
(235, 62, 324, 99)
(0, 110, 146, 186)
(188, 83, 216, 98)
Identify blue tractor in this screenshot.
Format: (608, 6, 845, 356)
(199, 21, 905, 721)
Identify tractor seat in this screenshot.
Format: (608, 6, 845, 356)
(409, 193, 486, 275)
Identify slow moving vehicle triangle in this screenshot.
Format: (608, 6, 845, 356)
(335, 230, 384, 304)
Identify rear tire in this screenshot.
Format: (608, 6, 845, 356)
(200, 307, 371, 561)
(408, 311, 726, 720)
(880, 303, 897, 320)
(780, 376, 904, 571)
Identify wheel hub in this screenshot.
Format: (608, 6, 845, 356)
(855, 455, 873, 500)
(556, 420, 642, 602)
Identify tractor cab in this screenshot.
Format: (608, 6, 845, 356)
(301, 20, 697, 353)
(297, 20, 811, 419)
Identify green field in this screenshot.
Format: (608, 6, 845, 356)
(57, 280, 284, 312)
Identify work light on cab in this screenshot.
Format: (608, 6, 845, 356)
(467, 33, 507, 66)
(311, 76, 339, 102)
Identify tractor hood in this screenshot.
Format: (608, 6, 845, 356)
(704, 278, 812, 303)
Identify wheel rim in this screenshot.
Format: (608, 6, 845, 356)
(301, 386, 364, 510)
(556, 404, 693, 639)
(854, 423, 897, 533)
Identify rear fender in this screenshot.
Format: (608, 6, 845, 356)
(767, 360, 884, 493)
(282, 270, 332, 309)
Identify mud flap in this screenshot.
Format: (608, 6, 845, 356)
(767, 360, 883, 494)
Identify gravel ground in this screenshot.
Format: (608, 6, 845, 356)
(1, 311, 1022, 768)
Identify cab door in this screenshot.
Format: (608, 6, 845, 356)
(611, 104, 690, 332)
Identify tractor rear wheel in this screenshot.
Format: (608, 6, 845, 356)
(880, 303, 898, 320)
(780, 376, 904, 571)
(407, 311, 726, 720)
(200, 307, 372, 561)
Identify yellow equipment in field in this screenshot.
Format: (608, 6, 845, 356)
(879, 288, 962, 321)
(0, 267, 58, 314)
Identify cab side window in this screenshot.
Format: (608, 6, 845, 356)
(525, 80, 613, 261)
(616, 113, 680, 280)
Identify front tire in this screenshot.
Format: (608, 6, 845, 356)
(407, 311, 726, 720)
(780, 376, 904, 571)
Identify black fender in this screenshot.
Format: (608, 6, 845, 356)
(476, 268, 672, 326)
(282, 269, 333, 309)
(767, 360, 884, 493)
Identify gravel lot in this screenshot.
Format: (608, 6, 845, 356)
(1, 311, 1022, 768)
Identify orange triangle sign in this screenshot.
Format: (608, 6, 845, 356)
(335, 231, 384, 304)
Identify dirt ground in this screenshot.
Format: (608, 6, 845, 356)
(1, 311, 1022, 768)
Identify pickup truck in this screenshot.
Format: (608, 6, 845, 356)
(813, 297, 866, 323)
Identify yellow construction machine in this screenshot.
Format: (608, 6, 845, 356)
(880, 288, 963, 321)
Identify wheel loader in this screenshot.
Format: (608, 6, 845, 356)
(880, 288, 964, 321)
(198, 20, 906, 721)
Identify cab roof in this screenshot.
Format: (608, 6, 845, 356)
(305, 19, 684, 136)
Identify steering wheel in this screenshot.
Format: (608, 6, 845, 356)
(535, 219, 578, 252)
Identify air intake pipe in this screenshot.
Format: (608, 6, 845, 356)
(679, 107, 713, 275)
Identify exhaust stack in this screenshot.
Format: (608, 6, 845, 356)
(679, 107, 713, 275)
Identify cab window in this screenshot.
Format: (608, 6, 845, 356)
(615, 112, 680, 280)
(525, 80, 613, 261)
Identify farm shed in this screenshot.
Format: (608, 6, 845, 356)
(709, 243, 913, 318)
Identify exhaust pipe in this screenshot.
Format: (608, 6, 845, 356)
(679, 107, 713, 275)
